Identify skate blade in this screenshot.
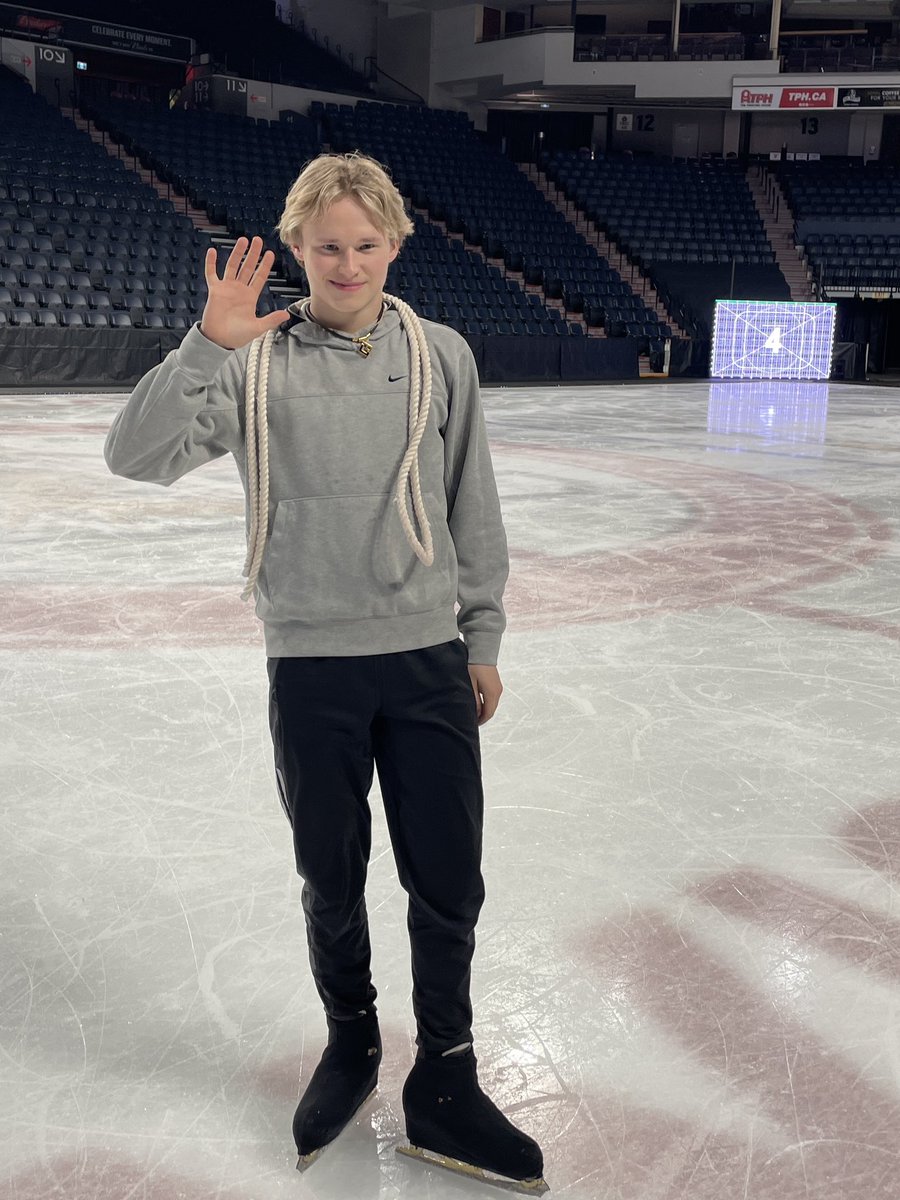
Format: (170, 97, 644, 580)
(397, 1143, 549, 1196)
(295, 1146, 324, 1172)
(295, 1087, 378, 1173)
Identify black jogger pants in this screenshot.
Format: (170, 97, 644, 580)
(267, 637, 486, 1057)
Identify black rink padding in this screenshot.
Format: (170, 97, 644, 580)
(0, 327, 646, 389)
(0, 328, 182, 389)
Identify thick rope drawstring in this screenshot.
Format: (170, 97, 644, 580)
(241, 328, 274, 601)
(240, 293, 434, 601)
(387, 292, 434, 569)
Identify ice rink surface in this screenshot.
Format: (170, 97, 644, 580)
(3, 377, 900, 1200)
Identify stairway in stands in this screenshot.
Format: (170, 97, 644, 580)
(523, 162, 690, 338)
(745, 166, 815, 301)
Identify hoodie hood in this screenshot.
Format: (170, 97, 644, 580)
(281, 299, 402, 350)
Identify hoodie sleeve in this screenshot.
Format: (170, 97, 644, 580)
(441, 338, 510, 666)
(104, 324, 247, 486)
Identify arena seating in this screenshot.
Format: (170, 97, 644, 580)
(388, 215, 585, 338)
(780, 41, 900, 72)
(83, 98, 320, 248)
(323, 101, 670, 344)
(575, 32, 747, 62)
(81, 97, 661, 341)
(547, 151, 774, 268)
(776, 161, 900, 295)
(0, 68, 228, 332)
(543, 150, 789, 335)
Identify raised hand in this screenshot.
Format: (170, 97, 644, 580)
(200, 236, 291, 350)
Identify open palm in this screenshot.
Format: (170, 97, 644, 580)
(200, 236, 291, 350)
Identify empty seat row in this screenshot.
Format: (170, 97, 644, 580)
(0, 308, 192, 329)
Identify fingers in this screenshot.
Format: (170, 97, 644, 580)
(249, 247, 277, 294)
(262, 310, 292, 330)
(471, 679, 483, 723)
(213, 236, 277, 299)
(203, 246, 217, 288)
(478, 694, 499, 725)
(222, 236, 249, 281)
(468, 666, 502, 726)
(222, 236, 271, 284)
(237, 238, 266, 284)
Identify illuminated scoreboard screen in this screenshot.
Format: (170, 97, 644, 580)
(710, 300, 837, 381)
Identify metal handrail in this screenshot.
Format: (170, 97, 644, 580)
(362, 58, 425, 104)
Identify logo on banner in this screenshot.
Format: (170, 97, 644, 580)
(739, 88, 775, 107)
(779, 88, 834, 109)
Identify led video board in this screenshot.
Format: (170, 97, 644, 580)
(710, 300, 836, 380)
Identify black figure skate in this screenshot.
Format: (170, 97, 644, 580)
(293, 1010, 382, 1170)
(398, 1048, 548, 1195)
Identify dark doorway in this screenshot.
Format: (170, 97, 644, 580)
(884, 300, 900, 370)
(836, 297, 900, 374)
(482, 7, 502, 40)
(881, 115, 900, 165)
(486, 110, 595, 163)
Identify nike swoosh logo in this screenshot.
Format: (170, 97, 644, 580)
(388, 374, 407, 382)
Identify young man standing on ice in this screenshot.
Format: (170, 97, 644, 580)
(104, 152, 546, 1194)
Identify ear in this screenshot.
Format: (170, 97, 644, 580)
(290, 244, 304, 266)
(387, 240, 400, 264)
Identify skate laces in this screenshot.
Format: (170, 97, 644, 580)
(240, 292, 434, 602)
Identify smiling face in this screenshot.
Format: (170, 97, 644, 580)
(292, 196, 399, 334)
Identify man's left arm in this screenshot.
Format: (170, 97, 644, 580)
(441, 342, 510, 723)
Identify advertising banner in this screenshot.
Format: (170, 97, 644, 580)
(0, 3, 192, 62)
(838, 86, 900, 108)
(733, 85, 836, 110)
(734, 80, 900, 110)
(778, 87, 835, 109)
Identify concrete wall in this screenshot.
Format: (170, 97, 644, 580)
(0, 36, 36, 88)
(603, 1, 673, 34)
(610, 107, 726, 156)
(748, 110, 882, 156)
(288, 0, 376, 75)
(187, 74, 395, 123)
(1, 35, 74, 105)
(375, 10, 432, 102)
(847, 110, 884, 161)
(723, 110, 742, 157)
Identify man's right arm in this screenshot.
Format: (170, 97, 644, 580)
(105, 236, 289, 487)
(104, 324, 247, 486)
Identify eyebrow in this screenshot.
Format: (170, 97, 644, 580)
(315, 234, 383, 242)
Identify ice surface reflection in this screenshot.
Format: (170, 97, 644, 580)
(707, 380, 829, 447)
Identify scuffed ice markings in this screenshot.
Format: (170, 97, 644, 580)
(3, 384, 900, 1199)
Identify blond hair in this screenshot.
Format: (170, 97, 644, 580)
(276, 151, 415, 248)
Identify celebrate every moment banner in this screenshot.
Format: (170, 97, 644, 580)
(0, 2, 193, 62)
(733, 81, 900, 110)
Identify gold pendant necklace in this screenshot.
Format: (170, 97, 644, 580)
(303, 300, 386, 356)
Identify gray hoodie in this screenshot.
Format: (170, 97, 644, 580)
(104, 306, 509, 664)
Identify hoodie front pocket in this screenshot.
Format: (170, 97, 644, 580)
(260, 492, 456, 623)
